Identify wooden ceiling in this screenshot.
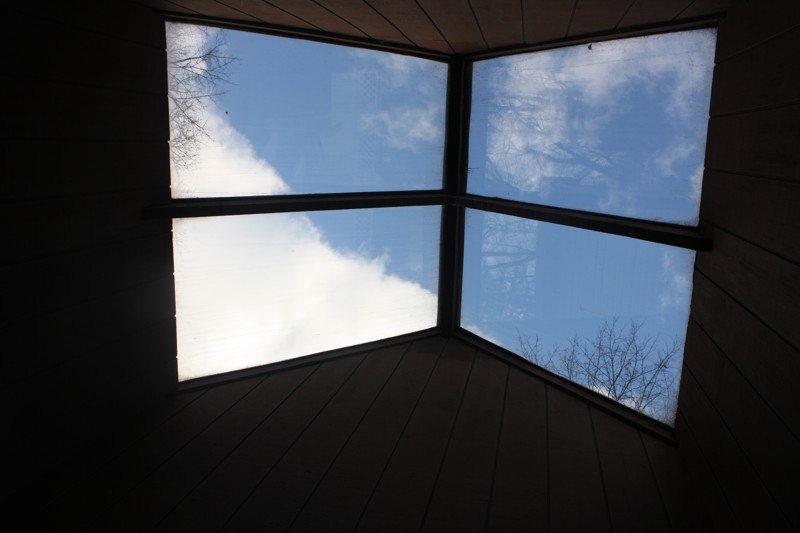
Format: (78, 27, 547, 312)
(136, 0, 739, 55)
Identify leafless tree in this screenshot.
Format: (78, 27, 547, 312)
(518, 317, 680, 423)
(166, 23, 236, 168)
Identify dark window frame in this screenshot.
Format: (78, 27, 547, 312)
(146, 15, 714, 347)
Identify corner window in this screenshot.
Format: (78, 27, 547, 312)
(163, 21, 716, 424)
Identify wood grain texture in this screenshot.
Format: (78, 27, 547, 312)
(679, 0, 739, 19)
(223, 346, 406, 531)
(356, 339, 475, 532)
(705, 104, 800, 181)
(618, 0, 692, 28)
(689, 273, 800, 438)
(568, 0, 635, 36)
(471, 0, 524, 49)
(421, 354, 508, 532)
(592, 408, 670, 532)
(216, 0, 316, 28)
(154, 354, 364, 532)
(714, 0, 800, 61)
(678, 370, 794, 530)
(487, 368, 549, 532)
(711, 25, 800, 116)
(522, 0, 576, 43)
(318, 0, 414, 44)
(700, 171, 800, 265)
(417, 0, 487, 53)
(261, 0, 367, 37)
(547, 386, 611, 532)
(79, 375, 267, 527)
(684, 321, 800, 528)
(362, 0, 452, 52)
(290, 337, 445, 532)
(163, 0, 261, 21)
(672, 414, 740, 532)
(695, 225, 800, 351)
(641, 432, 705, 532)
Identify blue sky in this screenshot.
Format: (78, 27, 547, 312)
(469, 29, 716, 224)
(167, 23, 715, 419)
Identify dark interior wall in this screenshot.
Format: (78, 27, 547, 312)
(678, 0, 800, 530)
(4, 0, 177, 495)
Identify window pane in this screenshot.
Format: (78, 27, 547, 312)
(468, 29, 716, 225)
(174, 206, 440, 380)
(460, 209, 694, 423)
(167, 22, 447, 198)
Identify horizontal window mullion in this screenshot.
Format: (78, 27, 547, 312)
(456, 194, 711, 251)
(143, 191, 448, 219)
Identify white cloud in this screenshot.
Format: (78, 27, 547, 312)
(171, 109, 289, 197)
(360, 104, 442, 151)
(658, 249, 694, 310)
(477, 29, 715, 220)
(174, 209, 438, 380)
(347, 48, 447, 153)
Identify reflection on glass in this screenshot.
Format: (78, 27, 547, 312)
(174, 206, 440, 380)
(460, 209, 694, 423)
(468, 29, 716, 224)
(167, 22, 447, 198)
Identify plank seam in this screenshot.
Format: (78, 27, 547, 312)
(703, 165, 800, 184)
(413, 0, 457, 55)
(254, 1, 325, 31)
(699, 217, 800, 269)
(285, 343, 412, 530)
(418, 347, 477, 531)
(681, 365, 796, 527)
(693, 262, 800, 354)
(710, 99, 800, 118)
(673, 407, 739, 529)
(715, 20, 800, 64)
(218, 353, 368, 529)
(308, 0, 372, 38)
(703, 168, 800, 184)
(588, 406, 614, 533)
(564, 0, 580, 38)
(352, 337, 447, 530)
(613, 0, 639, 30)
(638, 429, 677, 533)
(545, 384, 551, 533)
(686, 316, 800, 443)
(362, 0, 419, 46)
(466, 0, 490, 50)
(89, 374, 270, 524)
(484, 363, 510, 533)
(153, 363, 322, 529)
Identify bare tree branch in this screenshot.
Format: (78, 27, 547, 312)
(518, 317, 679, 423)
(166, 23, 237, 169)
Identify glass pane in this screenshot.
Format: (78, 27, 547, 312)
(174, 206, 440, 380)
(167, 22, 447, 197)
(460, 210, 694, 423)
(468, 29, 716, 224)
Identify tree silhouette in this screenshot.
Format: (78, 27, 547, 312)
(518, 317, 680, 423)
(166, 23, 236, 168)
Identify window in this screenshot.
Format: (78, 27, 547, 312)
(161, 21, 716, 424)
(166, 22, 447, 381)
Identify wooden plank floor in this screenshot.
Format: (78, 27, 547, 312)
(42, 335, 699, 532)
